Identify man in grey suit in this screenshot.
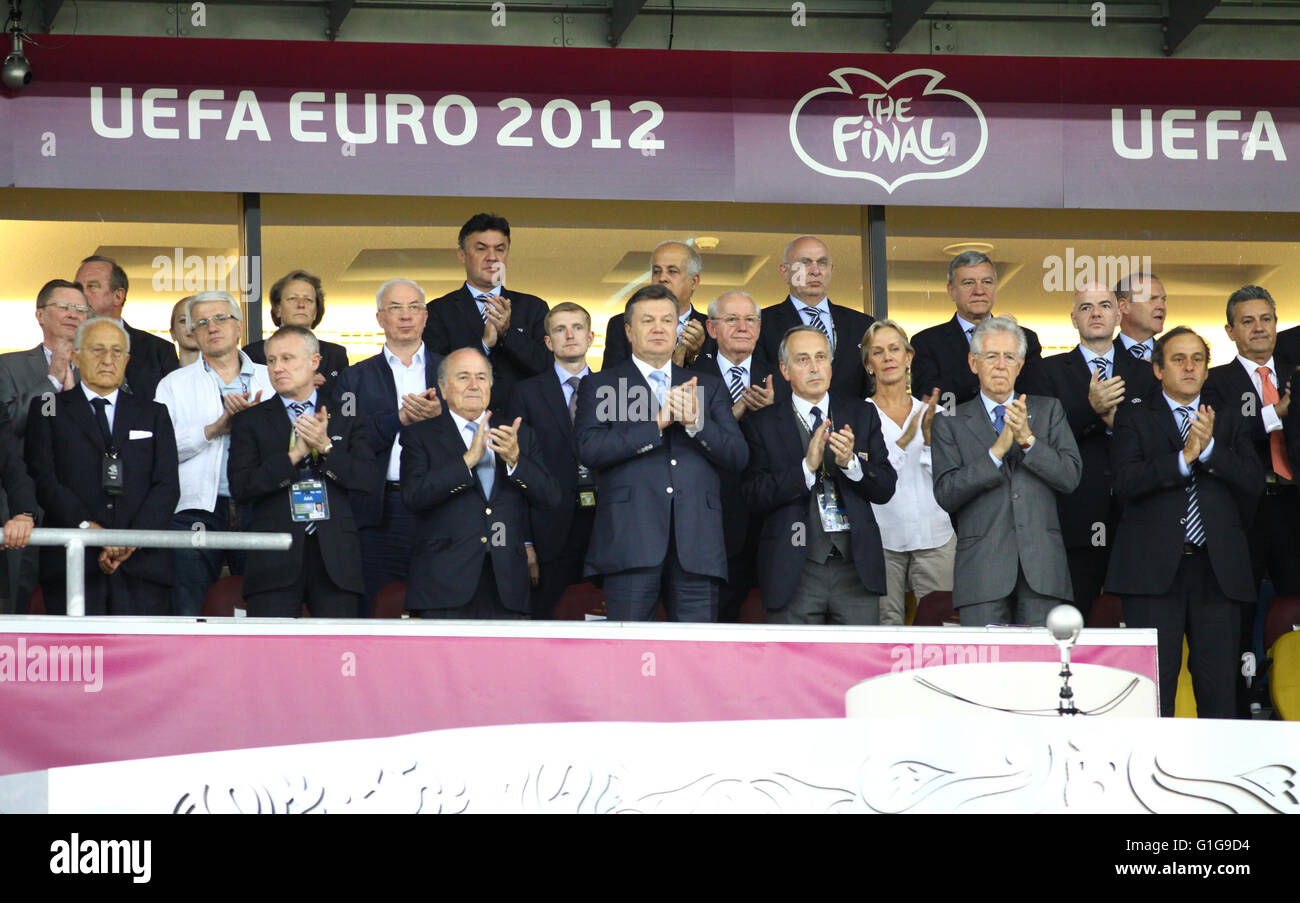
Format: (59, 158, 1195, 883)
(0, 279, 91, 612)
(931, 315, 1082, 627)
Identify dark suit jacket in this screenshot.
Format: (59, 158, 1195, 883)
(740, 394, 896, 609)
(244, 338, 350, 406)
(124, 322, 180, 401)
(757, 298, 872, 400)
(602, 307, 714, 372)
(422, 285, 550, 416)
(228, 396, 371, 598)
(25, 388, 179, 608)
(910, 315, 1043, 404)
(400, 412, 560, 612)
(1105, 393, 1263, 602)
(1203, 352, 1299, 483)
(574, 360, 749, 580)
(334, 347, 445, 528)
(691, 346, 781, 558)
(1037, 346, 1158, 549)
(508, 367, 587, 564)
(0, 403, 37, 521)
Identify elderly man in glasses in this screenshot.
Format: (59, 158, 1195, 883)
(155, 290, 275, 616)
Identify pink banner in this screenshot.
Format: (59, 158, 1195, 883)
(0, 619, 1157, 776)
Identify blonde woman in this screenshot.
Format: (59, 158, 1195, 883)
(862, 320, 955, 625)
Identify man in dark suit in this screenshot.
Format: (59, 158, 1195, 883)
(25, 318, 180, 615)
(422, 213, 550, 417)
(575, 284, 749, 622)
(758, 236, 872, 401)
(692, 291, 778, 622)
(509, 302, 597, 620)
(1114, 273, 1168, 362)
(1107, 327, 1263, 718)
(229, 326, 371, 618)
(602, 241, 713, 371)
(0, 279, 90, 613)
(741, 326, 896, 623)
(1036, 283, 1157, 617)
(243, 270, 349, 404)
(931, 316, 1081, 627)
(401, 348, 559, 618)
(75, 256, 179, 400)
(911, 250, 1042, 406)
(336, 278, 444, 612)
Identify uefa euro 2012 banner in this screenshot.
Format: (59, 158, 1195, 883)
(4, 37, 1298, 210)
(0, 619, 1157, 779)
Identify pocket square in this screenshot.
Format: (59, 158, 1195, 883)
(128, 430, 153, 439)
(330, 435, 343, 441)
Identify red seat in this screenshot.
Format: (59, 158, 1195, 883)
(201, 575, 245, 617)
(28, 586, 45, 615)
(553, 582, 604, 620)
(913, 590, 955, 626)
(372, 581, 407, 618)
(1265, 595, 1300, 654)
(1087, 593, 1124, 628)
(739, 587, 767, 624)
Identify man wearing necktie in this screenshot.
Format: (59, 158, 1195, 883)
(931, 316, 1081, 628)
(402, 347, 559, 618)
(601, 241, 715, 371)
(509, 302, 598, 619)
(422, 213, 551, 418)
(1205, 285, 1299, 716)
(25, 318, 179, 615)
(911, 250, 1044, 406)
(1036, 283, 1158, 618)
(576, 284, 748, 621)
(1114, 272, 1168, 362)
(741, 326, 896, 624)
(1107, 327, 1262, 718)
(229, 326, 371, 618)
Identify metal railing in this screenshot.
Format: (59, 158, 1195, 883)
(10, 527, 293, 616)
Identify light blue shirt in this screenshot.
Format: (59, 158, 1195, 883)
(555, 362, 590, 409)
(1077, 344, 1116, 380)
(956, 314, 980, 343)
(1118, 333, 1153, 360)
(789, 296, 833, 347)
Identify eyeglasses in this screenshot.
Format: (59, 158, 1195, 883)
(711, 316, 761, 328)
(978, 352, 1022, 365)
(193, 314, 238, 329)
(83, 346, 127, 359)
(382, 303, 426, 315)
(42, 302, 93, 315)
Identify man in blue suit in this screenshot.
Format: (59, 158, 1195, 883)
(575, 284, 749, 622)
(335, 278, 444, 612)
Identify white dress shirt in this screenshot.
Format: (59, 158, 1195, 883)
(385, 343, 428, 481)
(791, 393, 862, 488)
(866, 397, 954, 552)
(715, 352, 753, 387)
(1237, 354, 1284, 434)
(80, 383, 120, 432)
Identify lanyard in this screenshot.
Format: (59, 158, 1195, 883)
(793, 401, 832, 478)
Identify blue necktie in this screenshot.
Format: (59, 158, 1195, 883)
(464, 421, 495, 498)
(1130, 343, 1149, 360)
(992, 404, 1006, 435)
(1091, 357, 1109, 379)
(649, 370, 669, 406)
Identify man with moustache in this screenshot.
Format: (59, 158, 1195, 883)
(422, 213, 551, 417)
(931, 316, 1081, 627)
(510, 302, 598, 619)
(74, 255, 179, 400)
(603, 241, 713, 370)
(401, 348, 559, 618)
(758, 236, 872, 401)
(1107, 327, 1262, 718)
(228, 326, 372, 618)
(336, 278, 444, 613)
(693, 291, 778, 621)
(741, 326, 895, 624)
(576, 284, 748, 622)
(1114, 272, 1168, 362)
(1036, 283, 1157, 617)
(26, 318, 179, 615)
(911, 251, 1043, 405)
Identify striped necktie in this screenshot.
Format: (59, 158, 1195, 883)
(1091, 356, 1109, 379)
(1130, 343, 1149, 360)
(727, 366, 746, 404)
(801, 306, 829, 339)
(1175, 406, 1206, 546)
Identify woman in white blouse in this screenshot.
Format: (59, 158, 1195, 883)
(862, 320, 956, 625)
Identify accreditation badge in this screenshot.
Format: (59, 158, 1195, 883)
(289, 480, 330, 522)
(816, 480, 851, 533)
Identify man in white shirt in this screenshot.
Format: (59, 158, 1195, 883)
(155, 290, 274, 616)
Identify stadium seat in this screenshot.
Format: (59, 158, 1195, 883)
(739, 587, 767, 624)
(913, 591, 955, 626)
(201, 575, 245, 617)
(553, 582, 604, 620)
(1087, 593, 1123, 628)
(372, 581, 407, 618)
(1268, 629, 1300, 721)
(28, 586, 45, 615)
(1263, 595, 1300, 658)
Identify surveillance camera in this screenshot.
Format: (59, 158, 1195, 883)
(2, 51, 31, 90)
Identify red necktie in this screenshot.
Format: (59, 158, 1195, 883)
(1257, 366, 1293, 480)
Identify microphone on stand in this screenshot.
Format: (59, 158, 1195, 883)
(1046, 604, 1084, 716)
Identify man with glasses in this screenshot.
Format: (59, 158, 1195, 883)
(911, 251, 1043, 406)
(931, 315, 1081, 627)
(336, 278, 444, 613)
(25, 318, 179, 615)
(155, 290, 274, 616)
(693, 291, 778, 621)
(0, 279, 92, 612)
(74, 255, 179, 401)
(758, 236, 872, 401)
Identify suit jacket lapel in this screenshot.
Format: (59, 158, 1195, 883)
(110, 392, 134, 450)
(1153, 398, 1184, 450)
(777, 399, 804, 462)
(66, 390, 108, 452)
(542, 371, 575, 441)
(437, 413, 490, 501)
(25, 345, 48, 386)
